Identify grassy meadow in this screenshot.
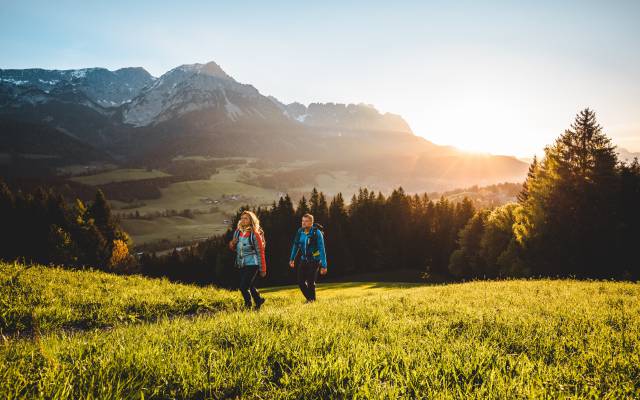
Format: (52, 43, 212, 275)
(82, 161, 283, 246)
(67, 158, 384, 247)
(70, 168, 171, 185)
(119, 213, 231, 245)
(1, 262, 638, 399)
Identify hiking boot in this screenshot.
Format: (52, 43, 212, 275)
(255, 297, 266, 310)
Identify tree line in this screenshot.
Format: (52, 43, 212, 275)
(1, 108, 638, 285)
(0, 184, 135, 271)
(449, 109, 639, 280)
(138, 188, 476, 286)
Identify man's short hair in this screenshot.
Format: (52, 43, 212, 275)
(302, 213, 314, 223)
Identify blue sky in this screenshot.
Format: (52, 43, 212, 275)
(2, 0, 639, 156)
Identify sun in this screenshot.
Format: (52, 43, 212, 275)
(401, 89, 539, 158)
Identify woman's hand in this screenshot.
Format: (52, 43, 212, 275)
(228, 237, 238, 251)
(259, 271, 266, 277)
(289, 260, 295, 268)
(320, 268, 327, 275)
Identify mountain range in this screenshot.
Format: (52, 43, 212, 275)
(0, 61, 529, 190)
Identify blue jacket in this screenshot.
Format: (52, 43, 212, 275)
(231, 228, 267, 272)
(289, 225, 327, 269)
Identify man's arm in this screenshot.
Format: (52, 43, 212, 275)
(289, 230, 300, 263)
(316, 230, 328, 269)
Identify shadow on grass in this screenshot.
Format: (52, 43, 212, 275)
(259, 281, 425, 294)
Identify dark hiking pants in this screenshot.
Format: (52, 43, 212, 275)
(297, 259, 320, 301)
(239, 265, 261, 306)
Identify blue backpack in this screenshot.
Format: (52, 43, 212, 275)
(304, 223, 324, 258)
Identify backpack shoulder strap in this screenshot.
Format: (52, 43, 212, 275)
(311, 223, 323, 239)
(259, 228, 266, 247)
(249, 229, 264, 249)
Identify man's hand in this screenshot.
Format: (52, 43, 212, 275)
(289, 260, 295, 268)
(320, 268, 327, 275)
(259, 271, 266, 277)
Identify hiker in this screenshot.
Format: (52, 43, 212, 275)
(289, 213, 327, 302)
(229, 210, 267, 309)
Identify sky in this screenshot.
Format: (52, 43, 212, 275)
(1, 0, 639, 157)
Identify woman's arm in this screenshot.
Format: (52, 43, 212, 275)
(255, 231, 267, 274)
(228, 230, 238, 251)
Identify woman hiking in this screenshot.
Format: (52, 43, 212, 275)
(229, 210, 267, 310)
(289, 213, 327, 302)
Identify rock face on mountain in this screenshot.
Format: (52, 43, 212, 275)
(122, 62, 287, 127)
(0, 67, 154, 107)
(276, 101, 413, 135)
(1, 62, 414, 136)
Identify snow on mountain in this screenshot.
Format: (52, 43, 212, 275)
(2, 62, 414, 136)
(617, 147, 640, 162)
(284, 101, 413, 134)
(122, 61, 282, 127)
(0, 67, 154, 107)
(268, 96, 412, 134)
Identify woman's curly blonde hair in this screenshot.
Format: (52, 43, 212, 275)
(237, 210, 263, 234)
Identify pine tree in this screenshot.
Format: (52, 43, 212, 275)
(448, 210, 489, 279)
(517, 155, 538, 203)
(328, 193, 353, 274)
(615, 159, 640, 278)
(295, 196, 309, 220)
(309, 188, 320, 212)
(310, 189, 329, 224)
(0, 181, 16, 261)
(89, 189, 117, 242)
(308, 188, 328, 223)
(515, 108, 619, 277)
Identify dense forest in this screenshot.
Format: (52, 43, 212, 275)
(450, 109, 640, 280)
(1, 109, 638, 285)
(0, 186, 134, 271)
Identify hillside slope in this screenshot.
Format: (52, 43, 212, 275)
(1, 262, 638, 399)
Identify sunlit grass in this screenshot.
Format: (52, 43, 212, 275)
(0, 263, 241, 334)
(1, 262, 638, 399)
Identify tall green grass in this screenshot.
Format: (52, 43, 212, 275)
(1, 263, 638, 399)
(0, 263, 240, 334)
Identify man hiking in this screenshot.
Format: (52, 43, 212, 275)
(289, 213, 327, 302)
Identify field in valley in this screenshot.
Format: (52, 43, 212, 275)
(72, 159, 367, 248)
(70, 168, 171, 185)
(120, 213, 230, 246)
(1, 262, 638, 399)
(67, 159, 520, 250)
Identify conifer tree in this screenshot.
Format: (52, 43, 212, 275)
(515, 108, 619, 276)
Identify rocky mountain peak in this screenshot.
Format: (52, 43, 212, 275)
(168, 61, 233, 81)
